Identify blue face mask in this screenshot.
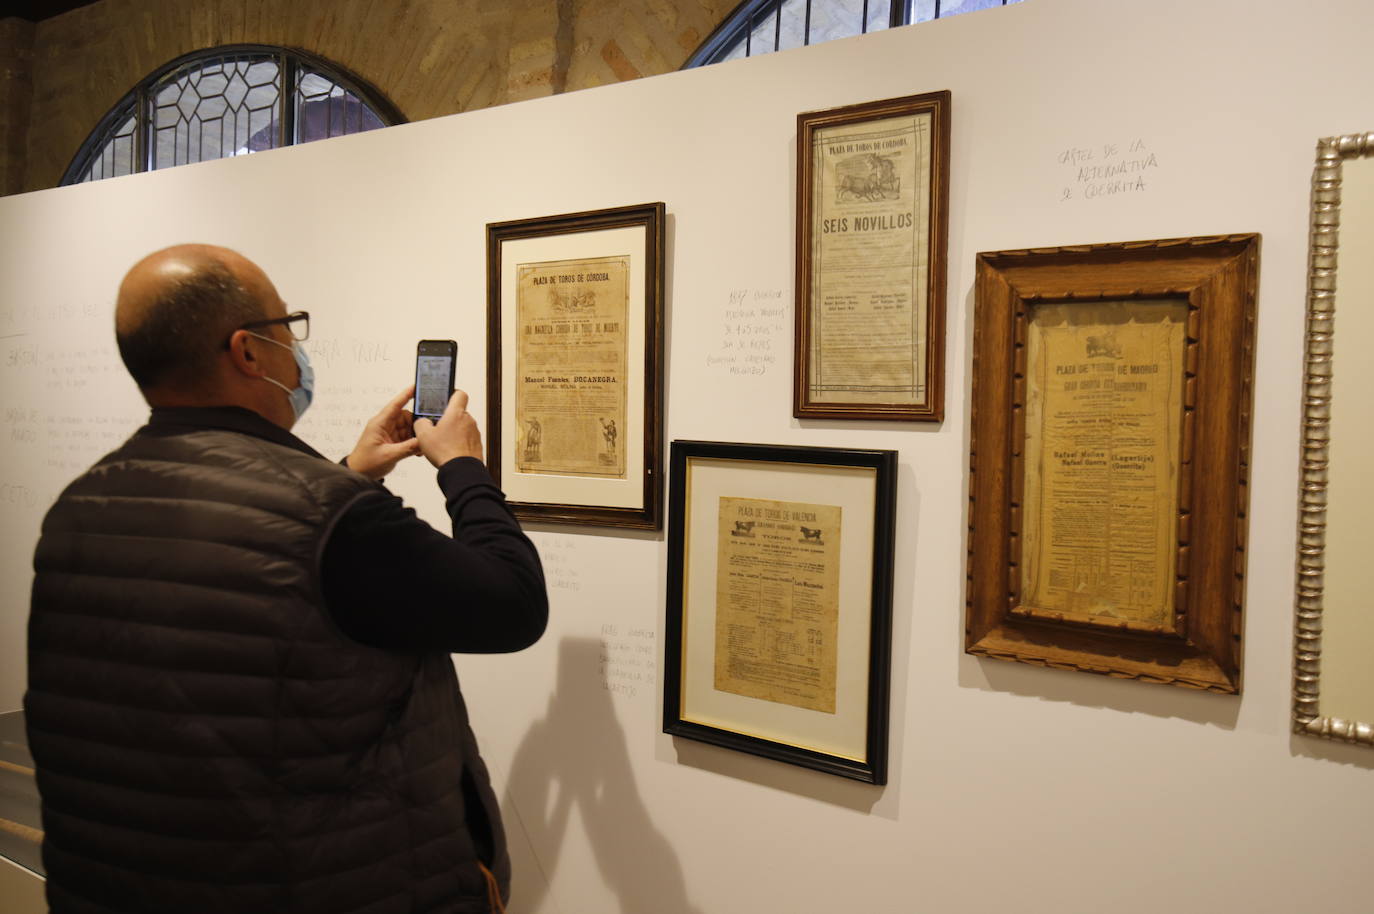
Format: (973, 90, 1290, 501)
(250, 333, 315, 421)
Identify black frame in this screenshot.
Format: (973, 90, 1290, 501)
(486, 202, 667, 529)
(663, 440, 897, 783)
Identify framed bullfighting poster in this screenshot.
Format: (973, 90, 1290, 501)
(663, 440, 897, 783)
(966, 234, 1260, 693)
(794, 91, 951, 422)
(486, 203, 665, 529)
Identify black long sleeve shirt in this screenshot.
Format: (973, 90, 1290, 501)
(146, 407, 548, 654)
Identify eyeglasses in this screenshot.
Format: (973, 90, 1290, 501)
(240, 310, 310, 342)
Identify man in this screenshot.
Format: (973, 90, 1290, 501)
(25, 244, 547, 914)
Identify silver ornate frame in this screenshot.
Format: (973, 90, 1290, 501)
(1294, 132, 1374, 746)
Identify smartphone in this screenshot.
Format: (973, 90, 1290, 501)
(414, 340, 457, 421)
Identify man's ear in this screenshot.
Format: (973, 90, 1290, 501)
(226, 329, 268, 380)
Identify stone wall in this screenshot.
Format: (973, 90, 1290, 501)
(0, 18, 35, 197)
(5, 0, 732, 195)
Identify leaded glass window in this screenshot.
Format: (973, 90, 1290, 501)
(687, 0, 1025, 67)
(64, 45, 400, 185)
(79, 106, 136, 182)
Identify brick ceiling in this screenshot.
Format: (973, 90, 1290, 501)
(9, 1, 102, 22)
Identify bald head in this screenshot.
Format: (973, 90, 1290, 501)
(115, 244, 278, 395)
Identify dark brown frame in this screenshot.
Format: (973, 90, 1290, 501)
(966, 235, 1260, 693)
(486, 202, 666, 529)
(794, 91, 951, 422)
(664, 440, 897, 783)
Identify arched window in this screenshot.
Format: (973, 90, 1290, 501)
(63, 45, 403, 185)
(684, 0, 1024, 67)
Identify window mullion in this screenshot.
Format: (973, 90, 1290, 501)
(280, 52, 295, 147)
(137, 88, 150, 174)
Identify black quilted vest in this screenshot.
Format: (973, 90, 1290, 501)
(26, 419, 507, 913)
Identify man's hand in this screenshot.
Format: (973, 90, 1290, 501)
(414, 389, 484, 468)
(346, 385, 422, 480)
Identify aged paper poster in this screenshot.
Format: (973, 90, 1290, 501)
(808, 111, 931, 406)
(1020, 300, 1186, 628)
(714, 496, 842, 713)
(516, 256, 628, 478)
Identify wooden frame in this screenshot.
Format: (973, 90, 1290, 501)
(1294, 133, 1374, 745)
(664, 440, 897, 783)
(794, 91, 950, 422)
(486, 203, 665, 529)
(966, 235, 1260, 693)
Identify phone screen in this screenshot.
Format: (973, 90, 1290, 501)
(414, 341, 456, 420)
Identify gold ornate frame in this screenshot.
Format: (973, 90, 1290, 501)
(1293, 133, 1374, 745)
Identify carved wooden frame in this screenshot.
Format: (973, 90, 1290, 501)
(1293, 133, 1374, 745)
(966, 235, 1260, 693)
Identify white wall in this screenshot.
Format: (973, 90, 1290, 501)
(2, 1, 1372, 911)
